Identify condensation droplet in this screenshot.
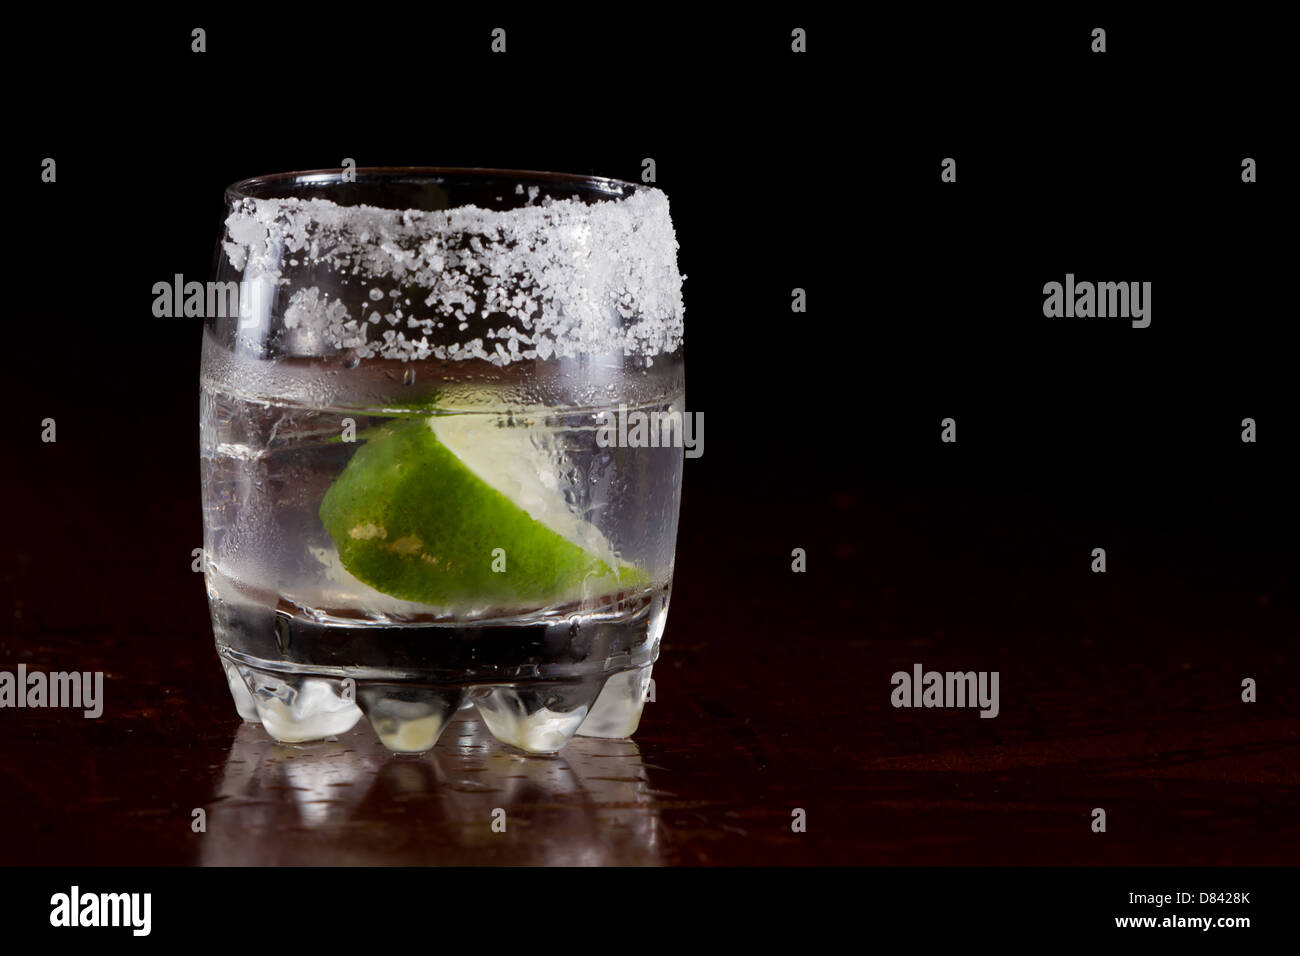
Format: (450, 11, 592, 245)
(402, 367, 416, 386)
(342, 349, 360, 369)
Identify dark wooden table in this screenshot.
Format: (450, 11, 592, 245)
(2, 437, 1297, 865)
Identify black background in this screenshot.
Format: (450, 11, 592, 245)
(14, 18, 1293, 458)
(12, 11, 1293, 645)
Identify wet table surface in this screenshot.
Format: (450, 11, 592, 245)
(2, 475, 1298, 866)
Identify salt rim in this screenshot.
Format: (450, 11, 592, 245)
(221, 187, 684, 366)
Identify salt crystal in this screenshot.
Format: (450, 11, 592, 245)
(220, 184, 683, 365)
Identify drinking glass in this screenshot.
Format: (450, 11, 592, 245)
(200, 168, 684, 753)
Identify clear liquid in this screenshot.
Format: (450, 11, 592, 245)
(202, 387, 681, 655)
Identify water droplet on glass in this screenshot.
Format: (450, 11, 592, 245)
(402, 367, 416, 386)
(342, 349, 360, 369)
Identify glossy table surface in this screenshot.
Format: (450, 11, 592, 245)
(2, 472, 1297, 866)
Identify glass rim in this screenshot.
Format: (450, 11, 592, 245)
(224, 166, 641, 206)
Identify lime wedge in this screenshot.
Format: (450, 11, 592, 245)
(320, 416, 645, 607)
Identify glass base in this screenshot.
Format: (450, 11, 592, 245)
(211, 584, 666, 754)
(220, 651, 654, 755)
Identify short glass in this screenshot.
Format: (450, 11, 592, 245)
(200, 168, 685, 754)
